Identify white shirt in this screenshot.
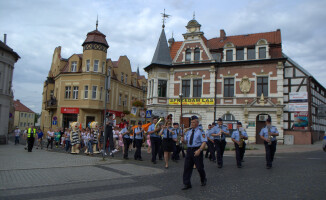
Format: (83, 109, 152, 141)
(47, 131, 54, 138)
(14, 129, 21, 136)
(113, 130, 119, 138)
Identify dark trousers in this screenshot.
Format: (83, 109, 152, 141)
(47, 138, 54, 149)
(65, 140, 71, 152)
(15, 136, 19, 144)
(207, 140, 216, 161)
(214, 139, 226, 166)
(264, 141, 277, 167)
(27, 137, 34, 152)
(172, 141, 178, 160)
(105, 125, 114, 152)
(150, 137, 160, 162)
(234, 142, 246, 166)
(159, 138, 163, 159)
(123, 138, 131, 158)
(134, 139, 142, 160)
(183, 147, 206, 186)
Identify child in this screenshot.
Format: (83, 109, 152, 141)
(54, 129, 60, 148)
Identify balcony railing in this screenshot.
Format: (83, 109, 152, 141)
(46, 98, 57, 109)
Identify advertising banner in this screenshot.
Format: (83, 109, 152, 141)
(294, 112, 308, 130)
(169, 98, 214, 105)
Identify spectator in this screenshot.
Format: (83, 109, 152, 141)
(36, 129, 44, 149)
(14, 127, 21, 145)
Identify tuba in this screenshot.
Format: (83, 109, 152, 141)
(239, 127, 245, 148)
(154, 117, 164, 135)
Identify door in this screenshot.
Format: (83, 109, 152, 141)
(62, 114, 78, 129)
(86, 116, 95, 128)
(181, 117, 191, 128)
(256, 114, 270, 144)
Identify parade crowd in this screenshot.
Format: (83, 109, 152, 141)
(13, 113, 279, 190)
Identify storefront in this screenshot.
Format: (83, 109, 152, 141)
(61, 107, 79, 129)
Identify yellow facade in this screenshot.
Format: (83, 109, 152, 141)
(41, 28, 147, 132)
(14, 111, 35, 130)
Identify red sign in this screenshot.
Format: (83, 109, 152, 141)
(105, 110, 123, 117)
(61, 107, 79, 114)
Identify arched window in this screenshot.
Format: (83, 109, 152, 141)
(222, 113, 235, 121)
(185, 49, 191, 61)
(194, 48, 200, 61)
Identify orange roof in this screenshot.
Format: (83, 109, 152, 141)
(14, 100, 34, 113)
(170, 41, 183, 60)
(82, 29, 109, 47)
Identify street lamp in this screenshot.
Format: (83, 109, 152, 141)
(179, 93, 183, 133)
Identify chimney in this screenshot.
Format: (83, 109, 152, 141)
(220, 29, 226, 39)
(4, 34, 7, 44)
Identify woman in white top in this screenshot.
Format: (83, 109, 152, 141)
(46, 128, 54, 150)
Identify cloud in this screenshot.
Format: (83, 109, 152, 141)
(1, 0, 325, 113)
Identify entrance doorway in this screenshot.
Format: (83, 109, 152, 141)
(86, 116, 95, 127)
(181, 117, 191, 128)
(62, 114, 78, 129)
(256, 114, 271, 144)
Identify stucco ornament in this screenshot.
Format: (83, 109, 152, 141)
(240, 76, 251, 94)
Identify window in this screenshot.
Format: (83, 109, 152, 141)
(100, 87, 103, 100)
(247, 48, 255, 60)
(185, 49, 191, 61)
(20, 122, 23, 127)
(158, 80, 167, 97)
(93, 60, 99, 72)
(224, 78, 234, 97)
(86, 60, 90, 72)
(226, 50, 233, 61)
(194, 48, 200, 61)
(84, 86, 88, 99)
(124, 95, 128, 106)
(92, 86, 97, 99)
(151, 80, 154, 97)
(29, 114, 31, 118)
(222, 113, 235, 121)
(193, 79, 202, 97)
(102, 62, 105, 73)
(25, 113, 27, 117)
(71, 61, 77, 72)
(73, 86, 79, 99)
(182, 80, 190, 97)
(21, 113, 23, 118)
(24, 122, 26, 127)
(125, 74, 128, 84)
(259, 47, 266, 59)
(148, 81, 151, 97)
(119, 94, 122, 105)
(65, 86, 71, 99)
(121, 73, 124, 83)
(236, 49, 244, 60)
(257, 77, 268, 97)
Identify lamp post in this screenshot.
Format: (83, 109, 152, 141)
(103, 68, 111, 160)
(179, 93, 183, 133)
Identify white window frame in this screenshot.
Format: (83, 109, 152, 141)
(73, 86, 79, 99)
(86, 60, 90, 72)
(92, 86, 97, 99)
(71, 61, 77, 72)
(84, 85, 88, 99)
(93, 60, 99, 72)
(65, 86, 71, 99)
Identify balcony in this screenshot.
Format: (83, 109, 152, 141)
(46, 98, 57, 109)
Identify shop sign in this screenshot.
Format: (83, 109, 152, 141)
(61, 107, 79, 114)
(169, 98, 215, 105)
(289, 92, 308, 102)
(289, 103, 308, 112)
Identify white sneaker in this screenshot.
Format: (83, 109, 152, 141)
(104, 152, 107, 156)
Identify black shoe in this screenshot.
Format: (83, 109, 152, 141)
(201, 178, 207, 186)
(181, 185, 192, 190)
(218, 165, 223, 168)
(237, 165, 242, 168)
(153, 161, 157, 164)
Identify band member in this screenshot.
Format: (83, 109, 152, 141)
(260, 117, 279, 169)
(172, 123, 182, 161)
(134, 122, 144, 161)
(211, 118, 229, 168)
(205, 123, 216, 162)
(147, 117, 161, 164)
(231, 122, 248, 168)
(181, 116, 207, 190)
(159, 121, 177, 168)
(121, 122, 131, 159)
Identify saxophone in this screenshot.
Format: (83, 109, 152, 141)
(267, 126, 273, 145)
(239, 127, 245, 148)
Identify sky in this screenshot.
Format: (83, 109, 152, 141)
(1, 0, 325, 113)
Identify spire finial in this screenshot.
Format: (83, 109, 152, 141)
(96, 15, 98, 30)
(161, 9, 171, 29)
(193, 11, 195, 20)
(172, 31, 174, 38)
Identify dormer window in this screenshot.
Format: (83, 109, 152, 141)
(194, 48, 200, 61)
(185, 49, 191, 61)
(71, 61, 77, 72)
(226, 50, 233, 61)
(236, 49, 244, 60)
(259, 47, 266, 59)
(247, 48, 255, 60)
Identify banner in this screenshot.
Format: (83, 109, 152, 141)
(289, 103, 308, 112)
(131, 106, 137, 117)
(294, 112, 308, 130)
(169, 98, 214, 105)
(289, 92, 308, 102)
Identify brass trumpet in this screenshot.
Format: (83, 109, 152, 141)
(154, 117, 164, 135)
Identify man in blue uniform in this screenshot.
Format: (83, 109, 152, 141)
(231, 122, 248, 168)
(172, 122, 181, 161)
(211, 118, 229, 168)
(259, 117, 279, 169)
(205, 123, 216, 162)
(121, 122, 131, 159)
(147, 117, 161, 164)
(134, 122, 144, 161)
(181, 116, 207, 190)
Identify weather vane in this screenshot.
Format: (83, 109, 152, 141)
(96, 15, 98, 30)
(161, 9, 171, 29)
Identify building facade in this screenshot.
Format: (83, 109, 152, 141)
(145, 18, 286, 144)
(0, 37, 20, 144)
(13, 99, 35, 130)
(41, 27, 147, 132)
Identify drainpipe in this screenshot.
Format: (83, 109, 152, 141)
(214, 64, 218, 122)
